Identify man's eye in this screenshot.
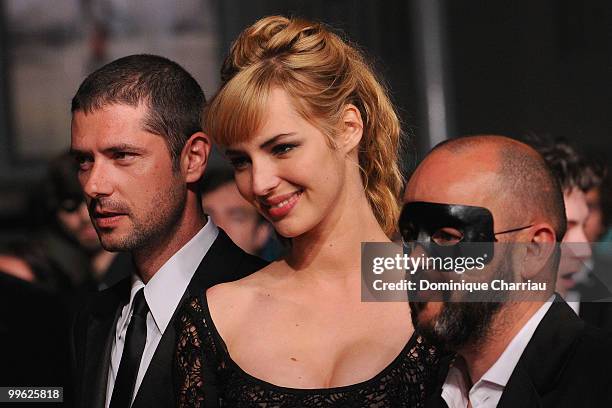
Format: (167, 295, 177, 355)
(272, 144, 296, 155)
(113, 152, 135, 160)
(431, 227, 463, 246)
(75, 155, 93, 171)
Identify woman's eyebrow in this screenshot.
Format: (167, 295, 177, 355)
(260, 132, 296, 149)
(225, 132, 297, 156)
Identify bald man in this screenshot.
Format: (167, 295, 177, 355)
(401, 135, 612, 407)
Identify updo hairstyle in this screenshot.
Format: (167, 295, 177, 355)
(205, 16, 404, 236)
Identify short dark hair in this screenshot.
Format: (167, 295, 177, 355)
(71, 54, 205, 167)
(524, 134, 602, 193)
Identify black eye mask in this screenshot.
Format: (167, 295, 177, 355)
(399, 201, 496, 266)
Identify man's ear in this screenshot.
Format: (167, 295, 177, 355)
(520, 222, 557, 280)
(338, 104, 363, 154)
(181, 132, 211, 183)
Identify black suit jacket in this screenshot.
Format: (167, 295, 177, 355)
(426, 298, 612, 407)
(0, 272, 70, 387)
(578, 273, 612, 332)
(579, 301, 612, 332)
(70, 230, 267, 408)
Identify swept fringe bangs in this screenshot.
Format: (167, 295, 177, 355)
(204, 63, 285, 147)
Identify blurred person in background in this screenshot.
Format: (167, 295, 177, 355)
(600, 172, 612, 242)
(578, 157, 612, 329)
(582, 157, 612, 243)
(529, 135, 612, 329)
(36, 151, 132, 291)
(527, 136, 597, 296)
(584, 160, 608, 243)
(200, 167, 282, 261)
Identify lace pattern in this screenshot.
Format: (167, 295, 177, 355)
(175, 294, 439, 408)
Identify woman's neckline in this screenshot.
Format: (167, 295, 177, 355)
(199, 290, 418, 394)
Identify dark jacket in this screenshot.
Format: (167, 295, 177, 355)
(0, 272, 70, 387)
(70, 230, 267, 408)
(426, 298, 612, 407)
(578, 272, 612, 332)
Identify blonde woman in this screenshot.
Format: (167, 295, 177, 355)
(175, 16, 438, 407)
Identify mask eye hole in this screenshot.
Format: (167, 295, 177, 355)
(431, 227, 463, 246)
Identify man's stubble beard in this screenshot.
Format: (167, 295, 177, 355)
(100, 179, 187, 253)
(410, 250, 514, 351)
(412, 301, 503, 351)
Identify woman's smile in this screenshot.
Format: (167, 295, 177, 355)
(261, 189, 304, 220)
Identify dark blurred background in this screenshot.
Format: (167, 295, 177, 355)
(0, 0, 610, 391)
(1, 0, 611, 241)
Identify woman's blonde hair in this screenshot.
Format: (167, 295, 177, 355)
(205, 15, 404, 236)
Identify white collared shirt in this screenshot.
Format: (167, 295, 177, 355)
(565, 290, 581, 315)
(441, 298, 554, 408)
(105, 220, 218, 407)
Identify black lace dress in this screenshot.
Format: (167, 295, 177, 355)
(174, 293, 439, 408)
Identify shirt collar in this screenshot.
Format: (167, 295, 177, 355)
(442, 359, 471, 408)
(116, 278, 147, 337)
(441, 296, 555, 407)
(139, 218, 218, 334)
(480, 296, 554, 387)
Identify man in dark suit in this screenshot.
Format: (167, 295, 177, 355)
(69, 54, 266, 408)
(401, 135, 612, 407)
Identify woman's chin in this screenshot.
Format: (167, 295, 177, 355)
(274, 228, 301, 239)
(273, 222, 309, 240)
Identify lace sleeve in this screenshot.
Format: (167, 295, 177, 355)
(174, 296, 216, 408)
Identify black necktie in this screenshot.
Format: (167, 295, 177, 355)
(110, 288, 149, 408)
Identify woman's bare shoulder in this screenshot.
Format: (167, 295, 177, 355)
(209, 260, 287, 298)
(206, 261, 290, 331)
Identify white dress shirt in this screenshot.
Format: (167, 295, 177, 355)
(441, 298, 554, 408)
(105, 220, 218, 407)
(565, 290, 581, 315)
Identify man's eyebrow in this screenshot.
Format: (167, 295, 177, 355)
(70, 144, 146, 156)
(102, 144, 146, 154)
